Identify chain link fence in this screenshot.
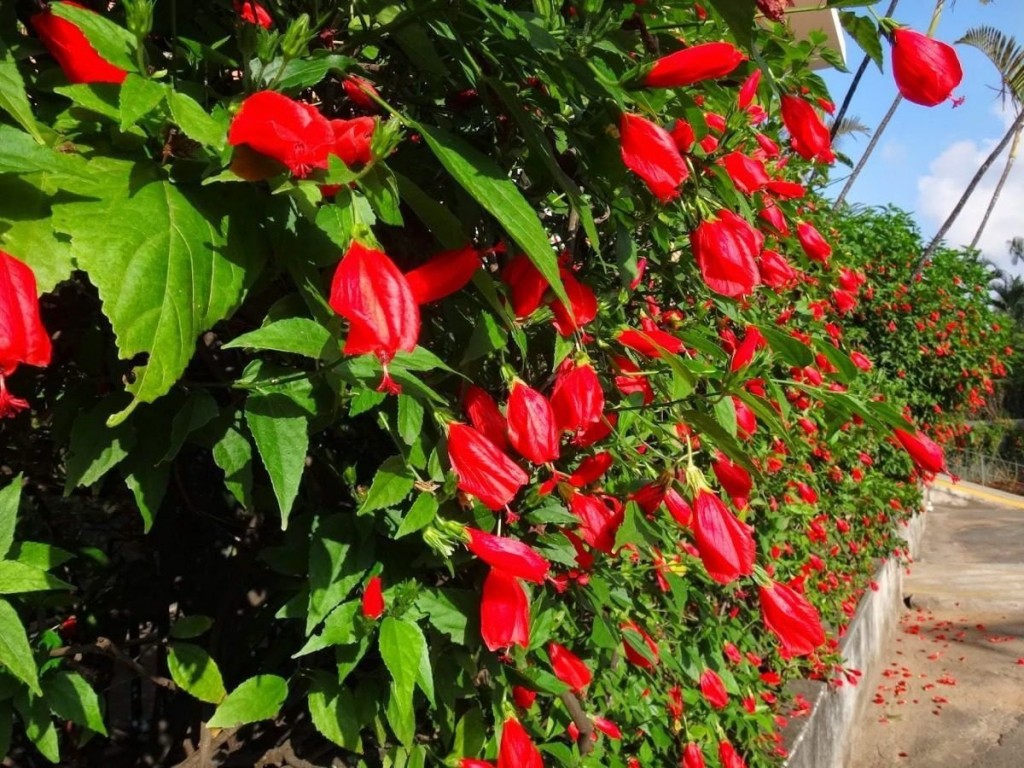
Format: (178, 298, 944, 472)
(946, 449, 1024, 492)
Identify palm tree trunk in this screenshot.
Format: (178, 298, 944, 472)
(969, 120, 1022, 250)
(919, 109, 1024, 267)
(832, 94, 902, 209)
(830, 0, 901, 141)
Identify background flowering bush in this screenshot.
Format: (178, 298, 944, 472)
(0, 1, 1010, 766)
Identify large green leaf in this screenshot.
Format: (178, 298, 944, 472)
(245, 393, 309, 528)
(53, 177, 266, 425)
(0, 41, 43, 142)
(307, 672, 363, 752)
(0, 562, 72, 594)
(306, 515, 373, 634)
(41, 670, 108, 736)
(839, 12, 884, 72)
(0, 475, 20, 560)
(167, 643, 227, 704)
(14, 690, 58, 763)
(206, 675, 288, 729)
(360, 456, 415, 515)
(166, 90, 226, 149)
(223, 317, 334, 359)
(0, 599, 39, 695)
(378, 617, 427, 747)
(49, 2, 137, 73)
(0, 125, 84, 177)
(415, 123, 567, 306)
(119, 73, 167, 130)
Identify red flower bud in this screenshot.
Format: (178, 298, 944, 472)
(461, 761, 494, 768)
(466, 528, 549, 584)
(548, 642, 592, 692)
(361, 575, 385, 620)
(569, 452, 614, 487)
(699, 669, 729, 709)
(758, 201, 790, 236)
(329, 242, 420, 393)
(448, 423, 528, 510)
(620, 114, 690, 202)
(722, 152, 770, 195)
(550, 270, 598, 337)
(734, 397, 758, 439)
(643, 42, 745, 88)
(617, 327, 686, 358)
(507, 380, 560, 464)
(569, 493, 623, 554)
(671, 120, 697, 153)
(329, 116, 375, 169)
(719, 741, 747, 768)
(551, 361, 604, 435)
(738, 69, 762, 108)
(498, 718, 544, 768)
(463, 386, 508, 449)
(229, 91, 335, 178)
(233, 0, 273, 28)
(891, 28, 963, 106)
(758, 580, 826, 657)
(480, 570, 530, 651)
(851, 351, 873, 371)
(343, 74, 381, 111)
(712, 452, 753, 508)
(0, 251, 52, 418)
(501, 254, 549, 318)
(780, 95, 832, 163)
(512, 685, 537, 709)
(683, 743, 707, 768)
(691, 489, 755, 584)
(405, 245, 481, 305)
(621, 621, 660, 668)
(757, 249, 798, 289)
(894, 428, 946, 473)
(796, 222, 832, 263)
(31, 2, 128, 85)
(730, 327, 765, 372)
(690, 211, 763, 298)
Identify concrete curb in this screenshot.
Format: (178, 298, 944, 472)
(927, 475, 1024, 510)
(782, 512, 925, 768)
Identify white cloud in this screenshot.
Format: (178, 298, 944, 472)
(916, 130, 1024, 275)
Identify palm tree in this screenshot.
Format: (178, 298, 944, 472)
(920, 28, 1024, 263)
(990, 271, 1024, 325)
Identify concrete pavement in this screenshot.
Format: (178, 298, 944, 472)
(848, 480, 1024, 768)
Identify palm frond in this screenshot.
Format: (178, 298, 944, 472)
(827, 115, 871, 139)
(958, 26, 1024, 104)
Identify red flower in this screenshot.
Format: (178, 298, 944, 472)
(548, 642, 592, 692)
(569, 452, 614, 488)
(550, 270, 598, 336)
(672, 120, 696, 153)
(593, 716, 622, 740)
(620, 113, 690, 202)
(507, 380, 560, 464)
(738, 69, 762, 108)
(719, 742, 747, 768)
(894, 428, 946, 473)
(498, 718, 544, 768)
(691, 489, 755, 584)
(617, 327, 686, 358)
(796, 222, 832, 263)
(722, 152, 770, 195)
(851, 351, 873, 371)
(712, 452, 753, 508)
(699, 669, 729, 709)
(233, 0, 272, 27)
(502, 254, 549, 318)
(683, 743, 707, 768)
(329, 116, 375, 168)
(891, 28, 963, 106)
(759, 580, 826, 657)
(329, 242, 420, 393)
(343, 75, 381, 111)
(0, 252, 52, 418)
(461, 761, 494, 768)
(512, 685, 537, 709)
(448, 423, 529, 510)
(480, 570, 530, 651)
(765, 179, 805, 199)
(361, 575, 385, 620)
(229, 91, 335, 177)
(551, 361, 604, 435)
(30, 2, 128, 85)
(733, 397, 758, 439)
(466, 528, 550, 584)
(569, 493, 623, 554)
(758, 249, 798, 289)
(405, 245, 481, 305)
(730, 326, 765, 372)
(690, 211, 763, 298)
(621, 621, 660, 668)
(643, 42, 745, 88)
(780, 95, 832, 163)
(758, 201, 790, 236)
(463, 386, 508, 449)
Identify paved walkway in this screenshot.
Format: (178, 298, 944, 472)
(849, 480, 1024, 768)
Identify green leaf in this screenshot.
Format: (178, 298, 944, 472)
(124, 462, 170, 533)
(0, 41, 43, 142)
(758, 325, 814, 367)
(162, 391, 219, 463)
(0, 125, 84, 177)
(397, 396, 424, 446)
(415, 588, 475, 644)
(119, 73, 167, 130)
(49, 2, 137, 73)
(167, 643, 227, 704)
(64, 398, 137, 492)
(0, 475, 21, 560)
(294, 601, 360, 656)
(41, 670, 107, 736)
(52, 178, 266, 425)
(393, 172, 465, 249)
(0, 176, 75, 294)
(839, 12, 884, 72)
(8, 542, 74, 571)
(212, 422, 254, 509)
(223, 318, 333, 359)
(378, 617, 425, 747)
(169, 615, 214, 640)
(0, 562, 72, 594)
(396, 493, 438, 539)
(0, 599, 40, 695)
(308, 672, 363, 752)
(462, 311, 508, 364)
(307, 516, 372, 634)
(166, 90, 226, 149)
(713, 396, 738, 439)
(53, 83, 121, 120)
(706, 0, 757, 51)
(360, 456, 415, 515)
(415, 123, 568, 307)
(245, 393, 309, 528)
(207, 675, 288, 729)
(358, 165, 404, 227)
(13, 690, 58, 763)
(451, 708, 486, 762)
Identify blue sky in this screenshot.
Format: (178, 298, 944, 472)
(817, 2, 1024, 274)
